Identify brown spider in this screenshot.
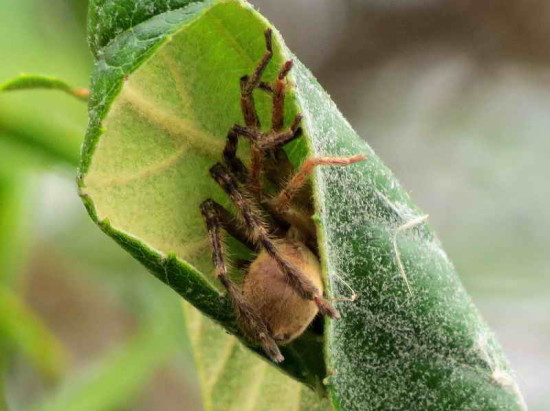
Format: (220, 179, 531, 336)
(200, 29, 365, 363)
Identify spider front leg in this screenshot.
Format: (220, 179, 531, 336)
(240, 28, 273, 129)
(271, 59, 294, 132)
(224, 124, 266, 198)
(200, 199, 283, 363)
(257, 114, 303, 151)
(238, 28, 276, 199)
(236, 29, 301, 195)
(209, 162, 340, 319)
(229, 114, 302, 150)
(259, 57, 303, 189)
(271, 155, 367, 214)
(223, 128, 249, 184)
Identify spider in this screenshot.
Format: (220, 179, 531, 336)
(200, 29, 365, 363)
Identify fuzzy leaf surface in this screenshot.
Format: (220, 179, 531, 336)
(80, 0, 525, 409)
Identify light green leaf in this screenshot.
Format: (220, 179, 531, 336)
(183, 303, 330, 411)
(0, 0, 89, 167)
(81, 0, 525, 409)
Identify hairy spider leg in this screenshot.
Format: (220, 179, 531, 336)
(239, 57, 303, 189)
(200, 199, 284, 363)
(222, 128, 249, 184)
(229, 117, 302, 152)
(262, 59, 301, 190)
(234, 29, 301, 194)
(256, 114, 303, 151)
(223, 118, 302, 196)
(209, 162, 340, 319)
(229, 115, 303, 192)
(223, 115, 302, 195)
(272, 59, 294, 132)
(240, 29, 273, 200)
(240, 28, 273, 129)
(200, 199, 257, 251)
(272, 155, 367, 214)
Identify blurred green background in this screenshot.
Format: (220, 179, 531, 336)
(0, 0, 548, 409)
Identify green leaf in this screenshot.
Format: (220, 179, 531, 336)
(0, 0, 89, 168)
(80, 0, 526, 409)
(291, 62, 525, 410)
(0, 74, 88, 101)
(87, 0, 200, 57)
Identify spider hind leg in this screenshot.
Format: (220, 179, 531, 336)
(199, 199, 283, 363)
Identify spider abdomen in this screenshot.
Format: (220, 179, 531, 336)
(243, 239, 324, 345)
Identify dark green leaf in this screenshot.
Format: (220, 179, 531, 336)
(291, 59, 525, 410)
(87, 0, 200, 57)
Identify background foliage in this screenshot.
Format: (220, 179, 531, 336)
(0, 0, 548, 409)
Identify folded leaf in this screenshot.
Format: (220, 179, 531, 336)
(80, 0, 525, 409)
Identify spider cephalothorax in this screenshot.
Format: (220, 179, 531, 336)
(200, 29, 365, 363)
